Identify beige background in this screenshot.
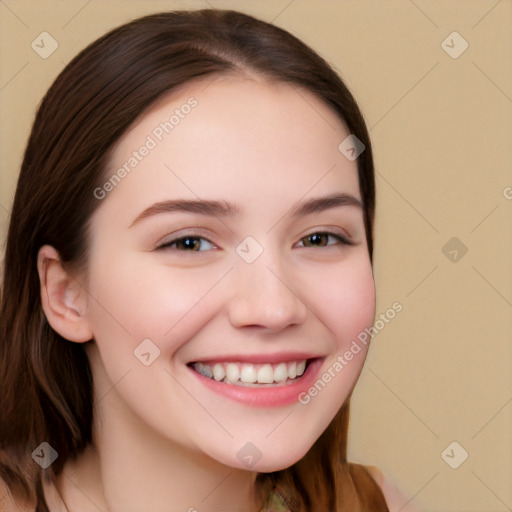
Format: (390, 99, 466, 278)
(1, 1, 511, 510)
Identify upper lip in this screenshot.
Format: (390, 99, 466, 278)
(188, 352, 325, 365)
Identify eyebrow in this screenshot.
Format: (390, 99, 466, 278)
(129, 192, 362, 228)
(129, 199, 240, 227)
(289, 192, 363, 216)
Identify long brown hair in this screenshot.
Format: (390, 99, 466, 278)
(0, 9, 386, 511)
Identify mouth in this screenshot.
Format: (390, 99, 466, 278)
(187, 359, 314, 387)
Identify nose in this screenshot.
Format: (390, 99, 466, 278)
(227, 256, 308, 332)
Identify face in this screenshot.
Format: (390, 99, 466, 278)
(81, 76, 375, 472)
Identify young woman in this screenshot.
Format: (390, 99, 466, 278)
(0, 9, 415, 512)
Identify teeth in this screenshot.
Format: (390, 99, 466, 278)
(213, 363, 225, 381)
(257, 364, 274, 384)
(288, 361, 297, 379)
(191, 360, 309, 386)
(194, 362, 213, 379)
(225, 363, 240, 383)
(240, 365, 257, 383)
(273, 363, 288, 383)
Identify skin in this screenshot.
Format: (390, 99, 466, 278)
(38, 75, 376, 512)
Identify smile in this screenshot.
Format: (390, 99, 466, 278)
(190, 360, 308, 387)
(186, 354, 326, 407)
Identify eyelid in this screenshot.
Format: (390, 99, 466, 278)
(156, 231, 217, 251)
(156, 229, 353, 253)
(295, 230, 353, 247)
(299, 224, 353, 241)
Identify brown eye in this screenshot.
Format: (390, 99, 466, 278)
(158, 236, 215, 252)
(298, 232, 350, 248)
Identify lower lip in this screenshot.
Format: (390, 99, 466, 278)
(187, 358, 325, 407)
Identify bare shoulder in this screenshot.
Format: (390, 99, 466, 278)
(366, 466, 424, 512)
(0, 477, 34, 512)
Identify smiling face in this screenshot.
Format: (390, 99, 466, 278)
(80, 75, 375, 472)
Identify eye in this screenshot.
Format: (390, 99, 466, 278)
(296, 231, 351, 248)
(157, 235, 216, 252)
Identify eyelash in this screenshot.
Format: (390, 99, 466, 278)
(156, 231, 352, 252)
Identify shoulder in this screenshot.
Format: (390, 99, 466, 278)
(366, 465, 423, 512)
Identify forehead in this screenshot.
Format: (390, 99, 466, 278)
(96, 76, 361, 219)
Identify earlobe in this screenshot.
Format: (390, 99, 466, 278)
(37, 245, 93, 343)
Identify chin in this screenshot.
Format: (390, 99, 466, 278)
(237, 446, 311, 473)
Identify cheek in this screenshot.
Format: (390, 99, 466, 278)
(290, 256, 375, 447)
(312, 255, 375, 350)
(84, 252, 228, 358)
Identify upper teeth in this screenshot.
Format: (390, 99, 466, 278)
(192, 360, 307, 386)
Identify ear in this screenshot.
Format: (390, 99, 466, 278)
(37, 245, 93, 343)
